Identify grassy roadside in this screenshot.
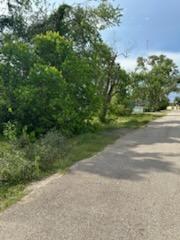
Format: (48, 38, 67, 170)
(57, 113, 164, 170)
(0, 113, 164, 212)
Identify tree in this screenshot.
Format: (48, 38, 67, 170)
(133, 55, 178, 111)
(0, 0, 125, 133)
(27, 1, 122, 50)
(61, 54, 99, 133)
(16, 63, 67, 134)
(0, 0, 48, 40)
(33, 32, 99, 133)
(0, 31, 99, 134)
(88, 42, 129, 122)
(27, 4, 72, 39)
(174, 96, 180, 105)
(0, 35, 37, 116)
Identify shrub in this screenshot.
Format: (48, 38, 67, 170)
(0, 129, 66, 184)
(0, 149, 35, 183)
(3, 121, 17, 141)
(15, 126, 36, 148)
(25, 130, 66, 171)
(110, 101, 132, 116)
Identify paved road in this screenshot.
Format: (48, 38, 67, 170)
(1, 111, 180, 240)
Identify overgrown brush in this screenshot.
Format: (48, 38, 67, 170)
(0, 128, 66, 184)
(0, 149, 35, 183)
(24, 130, 66, 171)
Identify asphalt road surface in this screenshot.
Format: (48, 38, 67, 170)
(0, 111, 180, 240)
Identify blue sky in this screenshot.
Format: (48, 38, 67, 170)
(102, 0, 180, 73)
(104, 0, 180, 53)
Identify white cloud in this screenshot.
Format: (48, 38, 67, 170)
(117, 56, 137, 71)
(117, 51, 180, 72)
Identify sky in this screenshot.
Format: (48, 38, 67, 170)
(102, 0, 180, 72)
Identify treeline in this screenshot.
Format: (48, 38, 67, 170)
(0, 0, 179, 137)
(0, 0, 179, 184)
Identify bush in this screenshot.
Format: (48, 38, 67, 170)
(3, 121, 17, 142)
(0, 149, 35, 183)
(15, 127, 36, 148)
(109, 96, 133, 117)
(25, 130, 66, 171)
(110, 101, 132, 116)
(0, 129, 66, 184)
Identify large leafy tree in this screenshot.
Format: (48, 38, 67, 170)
(0, 0, 122, 45)
(132, 55, 178, 111)
(0, 0, 125, 133)
(88, 42, 129, 121)
(27, 1, 122, 49)
(0, 32, 99, 134)
(33, 31, 99, 133)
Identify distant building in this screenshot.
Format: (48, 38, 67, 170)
(166, 105, 180, 110)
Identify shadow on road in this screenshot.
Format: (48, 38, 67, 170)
(72, 116, 180, 181)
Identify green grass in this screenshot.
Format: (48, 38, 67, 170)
(56, 113, 164, 170)
(0, 184, 25, 211)
(0, 113, 164, 212)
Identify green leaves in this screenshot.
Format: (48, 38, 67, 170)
(94, 0, 122, 30)
(0, 1, 125, 133)
(133, 55, 179, 111)
(0, 31, 103, 134)
(26, 1, 122, 51)
(15, 63, 67, 133)
(33, 31, 72, 68)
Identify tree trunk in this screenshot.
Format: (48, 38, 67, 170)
(100, 94, 112, 123)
